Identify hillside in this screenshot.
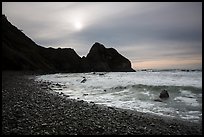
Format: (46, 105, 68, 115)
(2, 15, 135, 72)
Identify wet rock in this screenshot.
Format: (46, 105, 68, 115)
(64, 94, 70, 97)
(150, 123, 155, 127)
(56, 83, 61, 87)
(78, 100, 84, 103)
(85, 42, 135, 72)
(154, 99, 163, 102)
(159, 90, 169, 99)
(42, 123, 48, 126)
(59, 92, 64, 95)
(81, 78, 87, 83)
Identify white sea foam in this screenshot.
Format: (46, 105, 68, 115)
(174, 96, 199, 107)
(37, 71, 202, 88)
(35, 71, 202, 123)
(180, 90, 196, 98)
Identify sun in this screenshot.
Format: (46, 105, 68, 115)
(74, 21, 83, 30)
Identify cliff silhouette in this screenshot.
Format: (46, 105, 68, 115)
(2, 15, 135, 72)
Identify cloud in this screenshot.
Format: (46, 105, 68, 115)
(2, 2, 202, 69)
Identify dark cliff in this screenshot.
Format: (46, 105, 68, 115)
(2, 15, 135, 72)
(2, 15, 81, 72)
(85, 42, 135, 72)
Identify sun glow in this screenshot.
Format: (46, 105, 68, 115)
(74, 21, 83, 30)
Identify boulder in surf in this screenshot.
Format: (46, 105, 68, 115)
(159, 90, 169, 99)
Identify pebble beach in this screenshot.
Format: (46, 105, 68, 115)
(2, 71, 202, 135)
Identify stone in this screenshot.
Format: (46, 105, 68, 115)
(64, 94, 70, 97)
(85, 42, 135, 72)
(154, 99, 163, 102)
(159, 90, 169, 99)
(81, 78, 87, 83)
(59, 92, 64, 95)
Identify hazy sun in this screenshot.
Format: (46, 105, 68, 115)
(74, 21, 83, 30)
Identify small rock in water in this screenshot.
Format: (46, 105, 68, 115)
(154, 99, 163, 102)
(56, 83, 61, 86)
(78, 100, 84, 103)
(159, 89, 169, 99)
(81, 78, 87, 83)
(59, 92, 64, 95)
(64, 94, 70, 97)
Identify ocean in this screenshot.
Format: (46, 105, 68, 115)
(35, 70, 202, 123)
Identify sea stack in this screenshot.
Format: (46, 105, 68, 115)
(85, 42, 135, 72)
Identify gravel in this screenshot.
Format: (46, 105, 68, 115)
(2, 71, 202, 135)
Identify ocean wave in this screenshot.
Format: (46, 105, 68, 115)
(111, 84, 202, 94)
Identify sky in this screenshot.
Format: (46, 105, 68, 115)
(2, 2, 202, 70)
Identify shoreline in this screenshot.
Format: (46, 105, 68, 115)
(2, 71, 202, 135)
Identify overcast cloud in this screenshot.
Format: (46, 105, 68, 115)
(2, 2, 202, 70)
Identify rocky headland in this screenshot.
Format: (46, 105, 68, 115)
(2, 15, 135, 72)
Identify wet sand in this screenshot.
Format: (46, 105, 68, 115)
(2, 71, 202, 135)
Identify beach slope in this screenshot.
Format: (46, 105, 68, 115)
(2, 71, 202, 135)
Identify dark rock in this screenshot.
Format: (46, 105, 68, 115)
(59, 92, 64, 95)
(64, 94, 70, 97)
(80, 56, 90, 72)
(2, 15, 81, 72)
(81, 78, 87, 83)
(86, 42, 135, 72)
(150, 123, 155, 126)
(159, 90, 169, 99)
(56, 83, 61, 87)
(154, 99, 163, 102)
(78, 100, 84, 103)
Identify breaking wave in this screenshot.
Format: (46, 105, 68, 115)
(35, 71, 202, 123)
